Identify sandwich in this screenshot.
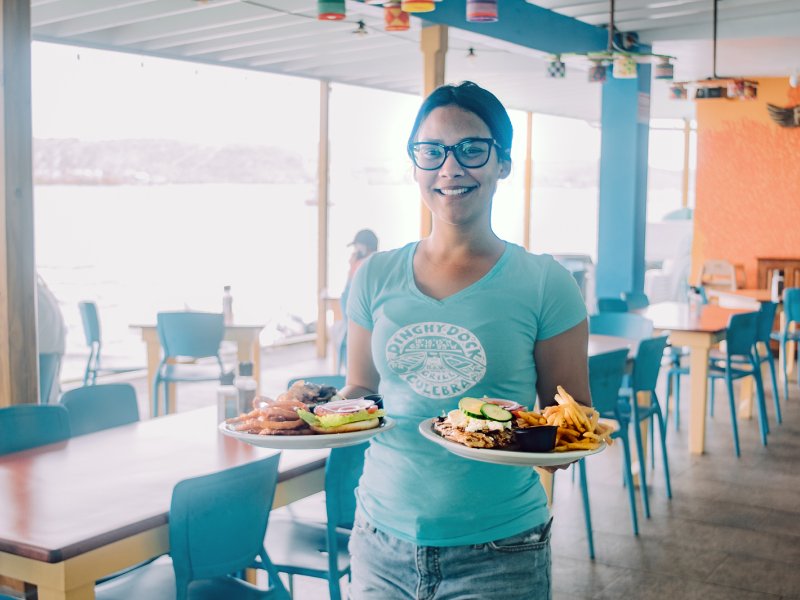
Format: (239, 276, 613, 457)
(296, 398, 385, 434)
(433, 397, 516, 449)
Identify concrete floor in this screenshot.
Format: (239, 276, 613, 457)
(63, 343, 800, 599)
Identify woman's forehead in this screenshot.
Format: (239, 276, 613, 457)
(416, 105, 491, 141)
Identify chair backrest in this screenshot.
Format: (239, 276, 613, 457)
(725, 311, 759, 357)
(170, 454, 281, 593)
(700, 259, 737, 290)
(589, 313, 654, 339)
(622, 291, 650, 310)
(38, 352, 61, 404)
(630, 335, 670, 393)
(325, 442, 368, 531)
(596, 297, 628, 313)
(0, 405, 71, 455)
(287, 375, 346, 390)
(588, 349, 629, 416)
(59, 383, 140, 436)
(156, 311, 225, 359)
(784, 288, 800, 325)
(755, 301, 778, 344)
(78, 301, 101, 346)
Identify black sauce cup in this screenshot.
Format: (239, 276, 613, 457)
(514, 426, 558, 452)
(362, 394, 384, 410)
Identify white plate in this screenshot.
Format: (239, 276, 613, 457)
(219, 417, 396, 450)
(418, 418, 606, 467)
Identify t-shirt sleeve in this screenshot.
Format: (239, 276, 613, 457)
(537, 259, 588, 340)
(346, 255, 374, 331)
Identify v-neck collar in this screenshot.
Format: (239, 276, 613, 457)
(406, 241, 511, 305)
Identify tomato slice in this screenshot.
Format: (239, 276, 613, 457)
(483, 398, 525, 412)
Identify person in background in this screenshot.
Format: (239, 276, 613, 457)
(341, 81, 589, 599)
(37, 274, 67, 403)
(335, 229, 378, 372)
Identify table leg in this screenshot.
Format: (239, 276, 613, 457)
(37, 583, 94, 600)
(687, 344, 711, 455)
(144, 335, 160, 419)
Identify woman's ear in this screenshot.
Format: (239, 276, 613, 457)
(498, 159, 511, 180)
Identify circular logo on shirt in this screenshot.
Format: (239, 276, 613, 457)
(385, 322, 486, 399)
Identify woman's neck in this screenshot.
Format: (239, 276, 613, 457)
(422, 222, 504, 262)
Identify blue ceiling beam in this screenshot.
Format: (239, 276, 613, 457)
(417, 0, 607, 55)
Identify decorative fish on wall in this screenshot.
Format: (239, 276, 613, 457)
(767, 104, 800, 128)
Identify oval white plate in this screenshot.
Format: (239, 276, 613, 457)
(219, 417, 396, 450)
(418, 418, 606, 467)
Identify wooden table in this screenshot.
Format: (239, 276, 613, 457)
(131, 323, 264, 417)
(0, 407, 326, 600)
(637, 302, 752, 455)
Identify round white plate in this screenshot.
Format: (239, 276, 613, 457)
(219, 417, 396, 450)
(418, 418, 606, 467)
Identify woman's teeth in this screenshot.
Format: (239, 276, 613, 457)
(438, 187, 473, 196)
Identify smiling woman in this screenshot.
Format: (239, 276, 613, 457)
(338, 81, 591, 600)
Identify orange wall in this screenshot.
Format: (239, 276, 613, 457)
(691, 78, 800, 288)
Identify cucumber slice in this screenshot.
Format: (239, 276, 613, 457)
(480, 403, 513, 422)
(458, 397, 487, 419)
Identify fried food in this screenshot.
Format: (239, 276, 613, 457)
(433, 418, 515, 449)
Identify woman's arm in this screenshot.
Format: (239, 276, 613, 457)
(340, 320, 381, 399)
(533, 319, 590, 409)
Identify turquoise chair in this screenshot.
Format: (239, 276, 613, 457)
(619, 335, 672, 519)
(39, 352, 61, 403)
(153, 312, 227, 416)
(581, 348, 639, 559)
(622, 291, 650, 311)
(79, 301, 142, 386)
(0, 405, 71, 455)
(708, 311, 768, 456)
(596, 297, 628, 313)
(589, 313, 654, 339)
(95, 455, 288, 600)
(745, 302, 782, 425)
(266, 442, 367, 600)
(771, 287, 800, 402)
(60, 383, 140, 436)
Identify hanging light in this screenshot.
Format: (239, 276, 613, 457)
(401, 0, 434, 12)
(546, 56, 566, 79)
(384, 2, 410, 31)
(587, 60, 607, 83)
(466, 0, 498, 23)
(318, 0, 345, 20)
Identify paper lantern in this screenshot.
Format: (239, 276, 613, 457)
(384, 3, 410, 31)
(546, 58, 566, 79)
(318, 0, 345, 20)
(612, 55, 637, 79)
(466, 0, 498, 22)
(668, 84, 687, 100)
(401, 0, 434, 12)
(654, 58, 674, 80)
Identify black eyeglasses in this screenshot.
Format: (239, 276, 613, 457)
(407, 138, 503, 170)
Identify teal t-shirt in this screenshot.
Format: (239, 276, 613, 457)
(347, 241, 587, 547)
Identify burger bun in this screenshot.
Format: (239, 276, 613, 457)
(309, 418, 380, 435)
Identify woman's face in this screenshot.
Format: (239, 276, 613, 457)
(412, 105, 510, 229)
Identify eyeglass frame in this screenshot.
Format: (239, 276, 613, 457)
(407, 137, 506, 171)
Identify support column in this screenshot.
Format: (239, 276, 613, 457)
(0, 0, 37, 407)
(315, 80, 330, 359)
(596, 66, 651, 298)
(681, 117, 691, 208)
(419, 24, 447, 238)
(523, 112, 533, 250)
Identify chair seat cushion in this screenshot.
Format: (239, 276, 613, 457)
(95, 556, 273, 600)
(265, 517, 351, 576)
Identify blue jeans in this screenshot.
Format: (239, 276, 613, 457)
(348, 510, 552, 600)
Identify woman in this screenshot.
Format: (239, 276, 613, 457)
(341, 81, 589, 600)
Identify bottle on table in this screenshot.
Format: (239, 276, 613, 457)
(217, 371, 238, 423)
(235, 361, 258, 415)
(770, 270, 784, 303)
(222, 285, 234, 325)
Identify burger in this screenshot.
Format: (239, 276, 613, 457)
(433, 397, 517, 449)
(296, 398, 385, 434)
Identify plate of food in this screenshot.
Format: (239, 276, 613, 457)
(418, 388, 611, 468)
(219, 380, 395, 449)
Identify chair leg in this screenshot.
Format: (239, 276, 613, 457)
(781, 339, 789, 402)
(653, 396, 672, 499)
(152, 376, 161, 418)
(752, 361, 769, 446)
(709, 378, 716, 417)
(328, 575, 342, 600)
(765, 354, 782, 424)
(674, 372, 681, 431)
(619, 433, 639, 536)
(577, 458, 595, 560)
(649, 416, 655, 470)
(163, 381, 171, 416)
(724, 373, 741, 457)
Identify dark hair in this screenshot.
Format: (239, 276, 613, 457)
(407, 81, 513, 161)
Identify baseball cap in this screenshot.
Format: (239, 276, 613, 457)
(348, 229, 378, 252)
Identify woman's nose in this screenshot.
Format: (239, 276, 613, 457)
(438, 150, 464, 177)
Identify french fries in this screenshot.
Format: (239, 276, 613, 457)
(514, 385, 614, 452)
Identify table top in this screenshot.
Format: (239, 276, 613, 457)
(0, 407, 326, 563)
(130, 323, 265, 332)
(588, 334, 637, 358)
(638, 301, 752, 333)
(707, 288, 773, 303)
